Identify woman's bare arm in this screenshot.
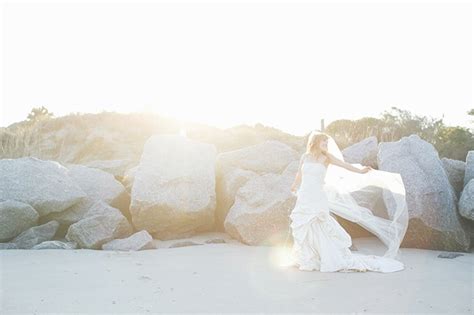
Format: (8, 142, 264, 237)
(291, 154, 306, 192)
(327, 153, 372, 174)
(291, 170, 302, 192)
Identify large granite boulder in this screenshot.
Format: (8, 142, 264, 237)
(0, 157, 86, 216)
(66, 201, 133, 249)
(342, 136, 378, 168)
(224, 161, 299, 245)
(216, 141, 298, 231)
(0, 200, 39, 242)
(216, 168, 258, 231)
(12, 220, 60, 249)
(66, 164, 129, 208)
(459, 179, 474, 221)
(41, 164, 130, 227)
(378, 135, 470, 251)
(102, 230, 154, 251)
(464, 151, 474, 187)
(130, 135, 217, 240)
(442, 158, 466, 198)
(216, 140, 299, 175)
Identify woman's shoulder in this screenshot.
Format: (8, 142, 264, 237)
(300, 152, 310, 160)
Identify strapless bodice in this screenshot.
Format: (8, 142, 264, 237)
(301, 161, 327, 186)
(293, 160, 329, 216)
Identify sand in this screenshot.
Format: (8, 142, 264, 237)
(1, 236, 472, 314)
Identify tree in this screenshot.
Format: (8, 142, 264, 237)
(379, 106, 445, 144)
(27, 106, 54, 123)
(325, 119, 355, 149)
(328, 107, 473, 160)
(436, 126, 474, 161)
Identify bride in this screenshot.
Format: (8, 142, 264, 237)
(287, 131, 409, 273)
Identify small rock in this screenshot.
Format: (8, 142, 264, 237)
(65, 202, 133, 249)
(204, 238, 226, 244)
(102, 230, 154, 251)
(32, 240, 77, 250)
(169, 241, 202, 248)
(13, 221, 60, 249)
(437, 252, 464, 259)
(0, 243, 18, 249)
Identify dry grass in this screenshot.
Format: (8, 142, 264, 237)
(0, 111, 305, 164)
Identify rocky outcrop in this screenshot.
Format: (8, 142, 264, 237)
(65, 201, 133, 249)
(216, 141, 299, 231)
(378, 135, 470, 251)
(464, 151, 474, 187)
(224, 161, 298, 245)
(0, 200, 39, 242)
(216, 168, 258, 231)
(130, 135, 217, 240)
(459, 179, 474, 221)
(0, 157, 86, 216)
(41, 164, 130, 226)
(342, 136, 378, 168)
(441, 158, 466, 198)
(12, 220, 60, 249)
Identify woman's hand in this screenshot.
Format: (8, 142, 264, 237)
(360, 166, 373, 174)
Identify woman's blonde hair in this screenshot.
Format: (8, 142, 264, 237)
(305, 132, 329, 157)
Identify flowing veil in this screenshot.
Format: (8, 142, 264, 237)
(293, 131, 409, 260)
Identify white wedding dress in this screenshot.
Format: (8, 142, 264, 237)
(289, 154, 406, 273)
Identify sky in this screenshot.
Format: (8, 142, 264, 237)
(1, 0, 472, 136)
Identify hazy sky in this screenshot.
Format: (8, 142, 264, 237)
(1, 0, 472, 136)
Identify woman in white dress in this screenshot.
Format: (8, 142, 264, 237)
(288, 131, 408, 273)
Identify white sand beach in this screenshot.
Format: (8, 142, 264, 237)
(1, 236, 472, 314)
